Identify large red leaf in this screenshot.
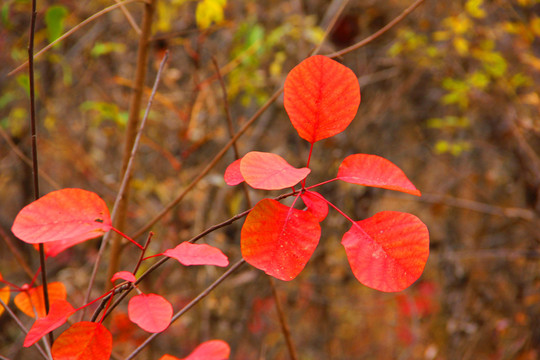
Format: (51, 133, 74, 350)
(341, 211, 429, 292)
(51, 321, 112, 360)
(240, 152, 310, 190)
(128, 293, 173, 333)
(284, 55, 361, 143)
(11, 189, 112, 253)
(224, 158, 244, 185)
(182, 340, 230, 360)
(300, 191, 329, 222)
(164, 242, 229, 267)
(241, 199, 321, 281)
(337, 154, 421, 196)
(24, 300, 75, 347)
(14, 282, 67, 318)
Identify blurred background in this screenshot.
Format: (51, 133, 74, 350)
(1, 0, 539, 359)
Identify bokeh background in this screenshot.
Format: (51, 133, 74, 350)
(1, 0, 539, 359)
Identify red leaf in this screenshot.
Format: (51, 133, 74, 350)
(240, 152, 310, 190)
(14, 282, 67, 318)
(51, 322, 112, 360)
(164, 242, 229, 267)
(11, 189, 112, 254)
(0, 273, 10, 318)
(111, 271, 136, 283)
(300, 191, 329, 222)
(337, 154, 421, 196)
(159, 356, 181, 360)
(284, 55, 361, 143)
(224, 158, 244, 185)
(128, 294, 173, 333)
(182, 340, 230, 360)
(241, 199, 321, 281)
(24, 300, 75, 347)
(341, 211, 429, 292)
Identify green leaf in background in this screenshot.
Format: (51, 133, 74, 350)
(90, 42, 126, 58)
(45, 5, 68, 43)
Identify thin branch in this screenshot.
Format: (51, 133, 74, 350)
(7, 0, 143, 77)
(114, 0, 141, 35)
(125, 259, 246, 360)
(326, 0, 427, 58)
(0, 226, 34, 280)
(80, 50, 168, 321)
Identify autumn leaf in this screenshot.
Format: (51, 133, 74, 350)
(164, 242, 229, 267)
(341, 211, 429, 292)
(241, 199, 321, 281)
(182, 340, 230, 360)
(51, 322, 112, 360)
(284, 55, 361, 143)
(11, 188, 112, 255)
(300, 191, 329, 222)
(14, 282, 67, 318)
(224, 158, 244, 185)
(24, 300, 75, 347)
(239, 151, 310, 190)
(111, 271, 137, 283)
(337, 154, 421, 196)
(128, 294, 173, 333)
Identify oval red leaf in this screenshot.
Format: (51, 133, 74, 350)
(111, 271, 136, 283)
(164, 242, 229, 267)
(341, 211, 429, 292)
(337, 154, 421, 196)
(241, 199, 321, 281)
(300, 191, 329, 222)
(284, 55, 361, 143)
(128, 293, 173, 333)
(51, 322, 112, 360)
(182, 340, 230, 360)
(14, 282, 67, 318)
(240, 152, 310, 190)
(11, 189, 112, 251)
(24, 300, 75, 347)
(224, 158, 244, 186)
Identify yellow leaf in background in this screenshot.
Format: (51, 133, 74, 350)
(465, 0, 486, 19)
(530, 16, 540, 36)
(196, 0, 226, 30)
(453, 37, 469, 56)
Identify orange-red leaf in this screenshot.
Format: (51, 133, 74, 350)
(11, 189, 112, 254)
(300, 191, 329, 222)
(128, 293, 173, 333)
(224, 158, 244, 185)
(341, 211, 429, 292)
(14, 282, 67, 318)
(240, 152, 310, 190)
(182, 340, 230, 360)
(24, 300, 75, 347)
(284, 55, 361, 143)
(51, 321, 112, 360)
(241, 199, 321, 281)
(0, 273, 9, 317)
(164, 242, 229, 267)
(337, 154, 421, 196)
(159, 355, 181, 360)
(111, 271, 136, 283)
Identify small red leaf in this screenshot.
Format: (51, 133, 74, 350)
(24, 300, 75, 347)
(0, 273, 10, 317)
(128, 294, 173, 333)
(164, 242, 229, 267)
(11, 189, 112, 254)
(284, 55, 361, 143)
(241, 199, 321, 281)
(14, 282, 67, 318)
(341, 211, 429, 292)
(337, 154, 421, 196)
(240, 151, 310, 190)
(224, 158, 244, 185)
(300, 191, 329, 222)
(182, 340, 230, 360)
(51, 322, 112, 360)
(111, 271, 136, 283)
(159, 355, 181, 360)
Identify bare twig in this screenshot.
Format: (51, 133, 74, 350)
(114, 0, 141, 35)
(7, 0, 143, 77)
(125, 259, 246, 360)
(0, 226, 34, 280)
(80, 50, 168, 321)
